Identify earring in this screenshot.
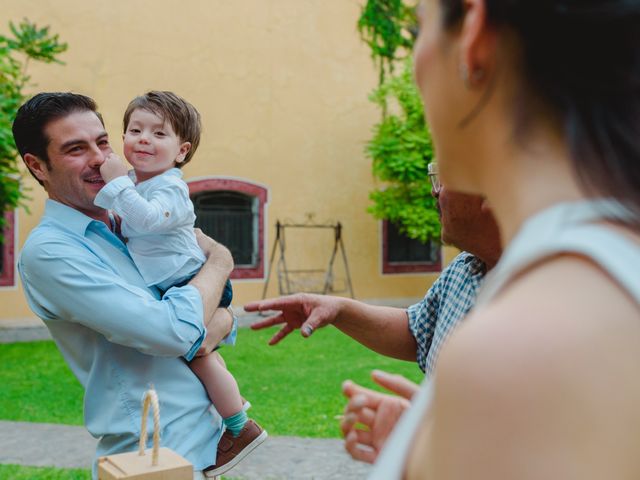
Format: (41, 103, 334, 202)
(458, 63, 470, 86)
(470, 68, 485, 85)
(459, 63, 485, 88)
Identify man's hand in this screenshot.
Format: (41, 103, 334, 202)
(196, 307, 233, 356)
(190, 230, 234, 339)
(340, 370, 418, 464)
(194, 229, 233, 273)
(99, 153, 128, 183)
(245, 293, 342, 345)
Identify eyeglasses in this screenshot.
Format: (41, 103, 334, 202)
(427, 162, 441, 193)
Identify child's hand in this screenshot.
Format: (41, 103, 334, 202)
(100, 153, 128, 183)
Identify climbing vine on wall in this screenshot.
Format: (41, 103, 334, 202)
(358, 1, 440, 243)
(357, 0, 417, 86)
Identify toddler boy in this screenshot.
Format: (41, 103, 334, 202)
(95, 91, 266, 477)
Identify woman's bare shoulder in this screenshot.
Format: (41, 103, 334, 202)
(454, 253, 638, 356)
(428, 254, 640, 478)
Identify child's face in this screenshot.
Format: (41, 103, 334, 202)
(123, 108, 191, 181)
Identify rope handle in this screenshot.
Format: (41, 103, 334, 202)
(138, 388, 160, 466)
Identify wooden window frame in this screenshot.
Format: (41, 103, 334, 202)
(188, 177, 268, 280)
(381, 219, 441, 274)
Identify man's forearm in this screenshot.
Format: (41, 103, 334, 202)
(334, 298, 418, 361)
(189, 231, 234, 325)
(195, 306, 234, 356)
(189, 260, 231, 323)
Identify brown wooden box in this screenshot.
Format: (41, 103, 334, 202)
(97, 447, 193, 480)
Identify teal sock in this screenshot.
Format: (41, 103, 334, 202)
(223, 410, 248, 437)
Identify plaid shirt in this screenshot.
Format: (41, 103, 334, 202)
(407, 252, 487, 377)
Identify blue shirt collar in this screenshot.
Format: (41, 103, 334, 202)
(44, 199, 112, 237)
(461, 251, 487, 276)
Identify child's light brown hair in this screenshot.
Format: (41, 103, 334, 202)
(123, 91, 201, 166)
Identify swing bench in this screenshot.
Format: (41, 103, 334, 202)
(261, 220, 354, 299)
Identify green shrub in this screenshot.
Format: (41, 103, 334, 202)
(0, 20, 67, 233)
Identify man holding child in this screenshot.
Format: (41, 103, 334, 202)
(13, 91, 252, 478)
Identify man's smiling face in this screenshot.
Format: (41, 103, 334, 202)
(39, 110, 113, 219)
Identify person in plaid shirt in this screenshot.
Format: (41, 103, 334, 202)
(246, 185, 500, 463)
(247, 186, 500, 376)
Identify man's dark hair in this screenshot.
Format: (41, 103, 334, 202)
(439, 0, 640, 222)
(12, 92, 103, 186)
(122, 91, 201, 167)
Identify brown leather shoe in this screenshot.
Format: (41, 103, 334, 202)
(204, 419, 267, 477)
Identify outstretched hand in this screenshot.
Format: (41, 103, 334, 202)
(245, 293, 341, 345)
(340, 370, 418, 464)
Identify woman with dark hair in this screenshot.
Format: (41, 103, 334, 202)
(362, 0, 640, 478)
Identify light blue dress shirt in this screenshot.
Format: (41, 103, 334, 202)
(94, 168, 206, 291)
(18, 200, 223, 477)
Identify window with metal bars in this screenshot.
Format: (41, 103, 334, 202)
(191, 191, 258, 267)
(383, 220, 441, 274)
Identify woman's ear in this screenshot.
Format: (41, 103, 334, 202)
(175, 142, 192, 164)
(24, 153, 49, 184)
(459, 0, 497, 88)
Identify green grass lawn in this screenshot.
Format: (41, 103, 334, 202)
(0, 325, 423, 438)
(0, 465, 90, 480)
(0, 465, 242, 479)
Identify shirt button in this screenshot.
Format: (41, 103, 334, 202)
(164, 211, 170, 218)
(123, 237, 129, 243)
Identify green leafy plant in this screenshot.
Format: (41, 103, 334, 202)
(366, 57, 439, 243)
(0, 20, 67, 232)
(358, 1, 439, 244)
(357, 0, 417, 85)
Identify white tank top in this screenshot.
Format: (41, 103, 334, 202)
(369, 199, 640, 479)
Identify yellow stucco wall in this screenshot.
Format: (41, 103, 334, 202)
(1, 0, 456, 321)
